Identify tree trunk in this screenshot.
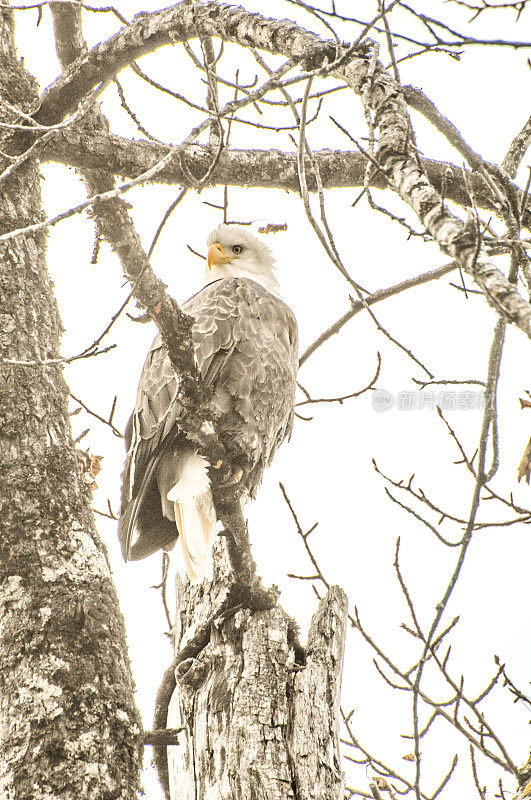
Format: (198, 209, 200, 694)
(0, 8, 141, 798)
(164, 544, 347, 799)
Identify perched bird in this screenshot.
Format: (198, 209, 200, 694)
(118, 224, 298, 583)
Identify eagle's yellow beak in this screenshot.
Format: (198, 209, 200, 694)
(207, 242, 231, 270)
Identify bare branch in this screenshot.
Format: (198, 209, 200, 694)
(299, 262, 457, 366)
(69, 392, 123, 438)
(296, 353, 380, 406)
(502, 115, 531, 179)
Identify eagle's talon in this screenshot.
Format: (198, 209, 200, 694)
(231, 468, 244, 485)
(219, 467, 244, 488)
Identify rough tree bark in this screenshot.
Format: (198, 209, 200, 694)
(164, 544, 348, 800)
(42, 132, 527, 229)
(3, 1, 529, 797)
(0, 8, 142, 799)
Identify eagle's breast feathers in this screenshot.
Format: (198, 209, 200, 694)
(119, 273, 298, 578)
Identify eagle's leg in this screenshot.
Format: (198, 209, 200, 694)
(215, 466, 245, 488)
(211, 457, 246, 488)
(226, 467, 244, 485)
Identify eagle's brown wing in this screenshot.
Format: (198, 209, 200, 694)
(118, 277, 298, 561)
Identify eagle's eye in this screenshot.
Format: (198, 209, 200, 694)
(232, 244, 244, 254)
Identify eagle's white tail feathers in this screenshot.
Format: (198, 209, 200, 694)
(174, 500, 215, 584)
(165, 451, 215, 584)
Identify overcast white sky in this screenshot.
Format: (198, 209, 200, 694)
(12, 1, 531, 797)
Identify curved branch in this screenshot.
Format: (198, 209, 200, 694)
(18, 0, 531, 338)
(33, 3, 325, 126)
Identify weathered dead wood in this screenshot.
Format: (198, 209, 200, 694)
(151, 540, 279, 794)
(161, 542, 347, 800)
(288, 588, 347, 798)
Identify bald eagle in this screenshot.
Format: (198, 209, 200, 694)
(118, 225, 298, 583)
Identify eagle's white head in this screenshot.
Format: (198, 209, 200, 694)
(206, 224, 279, 295)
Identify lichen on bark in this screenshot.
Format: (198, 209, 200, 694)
(0, 7, 142, 798)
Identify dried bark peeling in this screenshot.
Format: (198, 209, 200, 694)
(163, 543, 347, 800)
(0, 9, 141, 798)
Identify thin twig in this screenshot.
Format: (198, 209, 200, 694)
(299, 262, 457, 366)
(70, 392, 123, 438)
